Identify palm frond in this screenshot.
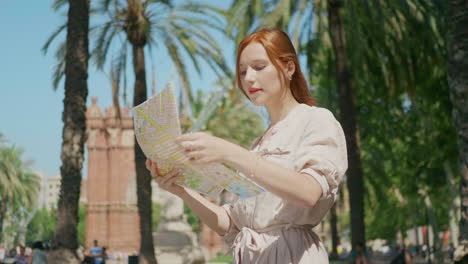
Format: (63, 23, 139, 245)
(0, 146, 41, 211)
(164, 35, 193, 108)
(51, 0, 68, 11)
(52, 41, 67, 90)
(92, 21, 121, 69)
(42, 23, 67, 55)
(110, 61, 122, 121)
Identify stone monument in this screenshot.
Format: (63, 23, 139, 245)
(153, 185, 205, 264)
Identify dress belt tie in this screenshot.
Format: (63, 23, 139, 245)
(231, 224, 313, 264)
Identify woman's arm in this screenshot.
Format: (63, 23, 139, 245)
(177, 110, 346, 209)
(146, 159, 231, 236)
(176, 132, 324, 208)
(179, 188, 231, 236)
(224, 142, 322, 208)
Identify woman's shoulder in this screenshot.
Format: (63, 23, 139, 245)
(297, 104, 339, 124)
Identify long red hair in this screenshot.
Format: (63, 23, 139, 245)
(236, 28, 316, 106)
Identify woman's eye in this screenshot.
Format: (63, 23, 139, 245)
(240, 71, 246, 76)
(254, 65, 265, 71)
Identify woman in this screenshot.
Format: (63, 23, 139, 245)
(146, 28, 347, 263)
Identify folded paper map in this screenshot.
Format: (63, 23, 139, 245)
(132, 85, 265, 198)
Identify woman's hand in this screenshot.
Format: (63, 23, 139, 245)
(146, 158, 185, 196)
(176, 132, 233, 164)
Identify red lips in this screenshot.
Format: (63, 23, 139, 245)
(248, 88, 263, 94)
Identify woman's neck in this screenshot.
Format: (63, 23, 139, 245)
(265, 94, 299, 126)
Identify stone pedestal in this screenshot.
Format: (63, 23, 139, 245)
(153, 186, 205, 264)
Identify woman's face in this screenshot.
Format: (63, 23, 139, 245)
(239, 43, 285, 106)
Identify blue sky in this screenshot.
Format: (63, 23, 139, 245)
(0, 0, 234, 178)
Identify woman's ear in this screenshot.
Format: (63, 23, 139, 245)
(286, 61, 295, 78)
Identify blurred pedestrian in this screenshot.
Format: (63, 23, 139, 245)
(28, 241, 47, 264)
(101, 247, 107, 264)
(89, 240, 104, 264)
(7, 247, 17, 258)
(390, 245, 412, 264)
(14, 245, 29, 264)
(0, 243, 5, 261)
(448, 243, 455, 261)
(350, 242, 369, 264)
(76, 245, 85, 262)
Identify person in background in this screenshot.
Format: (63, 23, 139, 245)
(350, 242, 369, 264)
(390, 245, 412, 264)
(28, 241, 47, 264)
(14, 245, 29, 264)
(101, 247, 107, 264)
(7, 247, 17, 258)
(0, 243, 6, 261)
(76, 245, 85, 262)
(89, 240, 104, 264)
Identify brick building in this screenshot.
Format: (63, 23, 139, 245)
(85, 98, 140, 253)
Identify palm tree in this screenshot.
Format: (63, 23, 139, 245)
(226, 0, 313, 52)
(92, 1, 230, 263)
(94, 0, 231, 115)
(42, 0, 90, 263)
(0, 146, 40, 243)
(325, 0, 452, 250)
(447, 0, 468, 261)
(326, 0, 365, 248)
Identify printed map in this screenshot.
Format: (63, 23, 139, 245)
(132, 85, 264, 198)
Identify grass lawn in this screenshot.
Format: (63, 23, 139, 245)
(207, 255, 234, 263)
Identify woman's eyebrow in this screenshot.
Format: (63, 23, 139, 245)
(239, 59, 268, 66)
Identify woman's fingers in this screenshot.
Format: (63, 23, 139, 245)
(147, 159, 162, 178)
(161, 168, 180, 183)
(145, 158, 151, 170)
(156, 168, 181, 188)
(164, 173, 182, 188)
(179, 139, 207, 153)
(184, 149, 205, 160)
(184, 150, 211, 164)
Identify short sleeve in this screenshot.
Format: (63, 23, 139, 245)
(294, 108, 348, 200)
(220, 203, 240, 246)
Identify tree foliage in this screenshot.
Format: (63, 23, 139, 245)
(0, 140, 40, 243)
(26, 207, 57, 245)
(26, 204, 86, 247)
(309, 0, 457, 243)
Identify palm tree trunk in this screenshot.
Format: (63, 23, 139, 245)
(132, 45, 158, 264)
(49, 0, 89, 263)
(327, 0, 366, 249)
(447, 0, 468, 262)
(329, 204, 339, 260)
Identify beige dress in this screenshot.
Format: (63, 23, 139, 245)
(221, 104, 348, 264)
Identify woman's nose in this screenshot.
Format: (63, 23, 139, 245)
(245, 67, 255, 83)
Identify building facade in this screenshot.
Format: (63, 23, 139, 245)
(36, 172, 87, 211)
(85, 98, 140, 253)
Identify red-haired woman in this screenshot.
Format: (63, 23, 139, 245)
(146, 28, 348, 263)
